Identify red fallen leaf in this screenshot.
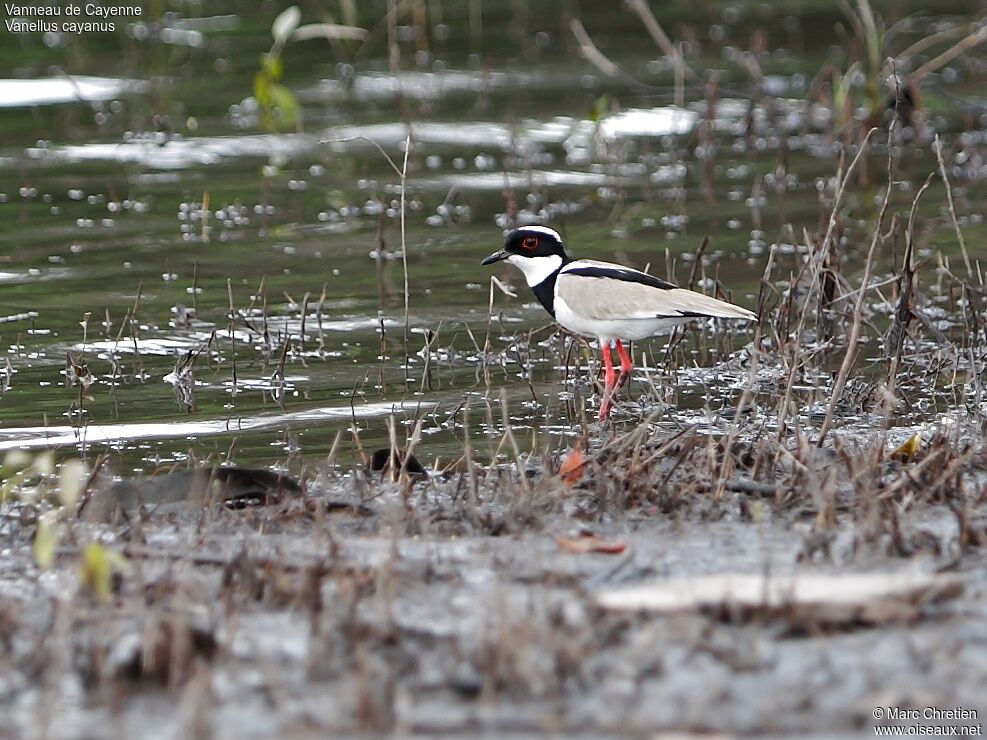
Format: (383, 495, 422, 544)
(559, 447, 588, 486)
(555, 531, 628, 555)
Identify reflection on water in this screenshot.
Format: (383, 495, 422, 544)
(0, 398, 435, 451)
(1, 3, 985, 470)
(23, 106, 701, 172)
(0, 76, 146, 107)
(299, 69, 543, 103)
(27, 133, 317, 169)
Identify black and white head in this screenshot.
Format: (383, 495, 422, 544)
(480, 226, 569, 287)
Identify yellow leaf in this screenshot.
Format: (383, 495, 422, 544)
(80, 543, 129, 600)
(891, 433, 922, 463)
(750, 500, 764, 523)
(58, 459, 88, 508)
(34, 513, 59, 570)
(32, 451, 54, 477)
(3, 449, 31, 473)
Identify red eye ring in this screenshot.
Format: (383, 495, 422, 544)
(522, 236, 539, 250)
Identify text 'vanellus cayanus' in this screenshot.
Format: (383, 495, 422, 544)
(482, 226, 757, 420)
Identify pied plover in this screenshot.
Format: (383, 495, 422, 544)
(482, 226, 757, 420)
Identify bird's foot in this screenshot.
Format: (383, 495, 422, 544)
(598, 390, 623, 422)
(613, 341, 634, 394)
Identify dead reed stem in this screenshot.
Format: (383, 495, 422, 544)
(777, 128, 875, 442)
(625, 0, 694, 103)
(886, 171, 935, 395)
(816, 129, 894, 446)
(934, 134, 976, 283)
(910, 23, 987, 82)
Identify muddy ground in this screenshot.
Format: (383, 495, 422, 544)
(3, 419, 987, 739)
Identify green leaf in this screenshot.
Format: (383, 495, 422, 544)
(263, 53, 283, 80)
(589, 94, 611, 124)
(268, 84, 300, 130)
(254, 69, 270, 106)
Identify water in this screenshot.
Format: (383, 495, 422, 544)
(1, 1, 984, 474)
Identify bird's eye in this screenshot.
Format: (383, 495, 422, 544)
(522, 236, 539, 250)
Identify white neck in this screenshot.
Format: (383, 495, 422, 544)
(507, 254, 563, 287)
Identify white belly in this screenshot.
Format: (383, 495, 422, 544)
(554, 293, 689, 344)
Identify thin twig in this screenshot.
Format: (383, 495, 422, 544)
(934, 134, 975, 282)
(816, 129, 892, 446)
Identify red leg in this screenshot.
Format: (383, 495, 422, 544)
(614, 340, 634, 391)
(599, 342, 617, 421)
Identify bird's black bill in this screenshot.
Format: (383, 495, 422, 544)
(481, 249, 509, 265)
